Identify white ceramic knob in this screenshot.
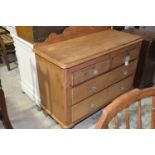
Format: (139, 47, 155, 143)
(90, 103, 95, 108)
(123, 70, 128, 76)
(92, 69, 99, 76)
(120, 86, 125, 91)
(90, 86, 97, 93)
(124, 55, 130, 66)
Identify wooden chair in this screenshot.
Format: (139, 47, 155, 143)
(0, 34, 16, 71)
(0, 26, 9, 35)
(0, 80, 13, 129)
(96, 87, 155, 129)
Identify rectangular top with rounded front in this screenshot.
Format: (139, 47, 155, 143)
(34, 30, 143, 69)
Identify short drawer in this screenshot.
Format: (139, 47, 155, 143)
(72, 56, 110, 86)
(111, 43, 140, 69)
(72, 60, 137, 104)
(72, 76, 134, 122)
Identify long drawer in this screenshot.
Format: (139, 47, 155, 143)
(72, 76, 134, 122)
(108, 59, 137, 84)
(108, 76, 134, 101)
(72, 86, 109, 123)
(72, 60, 137, 104)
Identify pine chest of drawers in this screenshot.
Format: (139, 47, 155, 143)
(34, 30, 143, 128)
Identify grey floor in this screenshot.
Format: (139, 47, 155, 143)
(0, 63, 155, 129)
(0, 63, 101, 129)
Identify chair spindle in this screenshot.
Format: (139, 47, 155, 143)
(126, 108, 130, 129)
(138, 101, 142, 129)
(151, 96, 155, 129)
(115, 114, 119, 129)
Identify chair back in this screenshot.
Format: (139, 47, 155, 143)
(0, 34, 16, 70)
(96, 87, 155, 129)
(0, 36, 7, 53)
(0, 80, 13, 129)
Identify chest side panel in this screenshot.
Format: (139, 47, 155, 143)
(36, 55, 71, 126)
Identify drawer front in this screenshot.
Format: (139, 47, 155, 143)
(72, 87, 109, 122)
(72, 76, 134, 122)
(72, 56, 110, 86)
(72, 60, 137, 104)
(72, 72, 109, 104)
(108, 59, 137, 85)
(107, 75, 134, 101)
(111, 44, 140, 69)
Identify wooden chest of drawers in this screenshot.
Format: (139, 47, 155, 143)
(34, 30, 143, 128)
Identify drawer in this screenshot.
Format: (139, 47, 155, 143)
(108, 59, 137, 85)
(72, 87, 109, 122)
(72, 76, 134, 122)
(72, 60, 137, 104)
(72, 56, 110, 86)
(111, 43, 140, 69)
(108, 75, 134, 101)
(72, 72, 109, 104)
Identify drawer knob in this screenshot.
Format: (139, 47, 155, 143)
(90, 103, 95, 108)
(90, 86, 97, 93)
(120, 86, 125, 91)
(124, 55, 130, 66)
(92, 69, 99, 76)
(123, 70, 128, 77)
